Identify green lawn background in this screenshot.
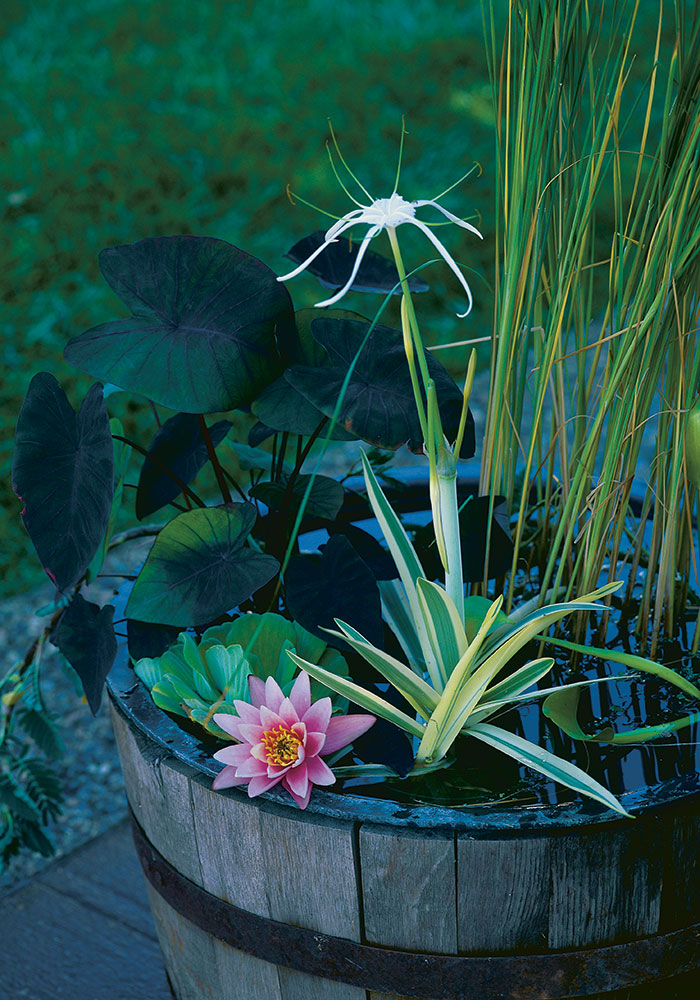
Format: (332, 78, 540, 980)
(1, 0, 667, 598)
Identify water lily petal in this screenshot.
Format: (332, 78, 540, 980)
(236, 758, 269, 779)
(213, 712, 244, 739)
(291, 721, 307, 742)
(323, 713, 376, 754)
(289, 671, 311, 717)
(212, 766, 249, 790)
(247, 676, 267, 708)
(214, 743, 251, 766)
(278, 696, 300, 727)
(302, 697, 332, 733)
(247, 773, 284, 797)
(264, 676, 285, 712)
(229, 700, 261, 724)
(259, 705, 284, 731)
(284, 763, 309, 799)
(305, 730, 326, 757)
(305, 755, 336, 786)
(284, 781, 313, 810)
(238, 723, 265, 744)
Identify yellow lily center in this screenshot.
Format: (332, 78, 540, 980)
(262, 724, 302, 766)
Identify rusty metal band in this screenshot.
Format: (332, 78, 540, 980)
(130, 808, 700, 1000)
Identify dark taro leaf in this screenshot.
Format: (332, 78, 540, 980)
(136, 413, 231, 519)
(126, 503, 279, 626)
(250, 473, 345, 521)
(285, 318, 475, 456)
(327, 523, 398, 581)
(285, 534, 384, 651)
(285, 232, 429, 295)
(126, 620, 182, 661)
(64, 236, 294, 414)
(415, 495, 513, 582)
(352, 709, 415, 777)
(51, 595, 117, 715)
(249, 422, 275, 447)
(251, 308, 359, 440)
(12, 374, 114, 592)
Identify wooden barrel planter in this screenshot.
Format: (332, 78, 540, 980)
(107, 650, 700, 1000)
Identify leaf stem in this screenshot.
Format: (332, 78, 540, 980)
(112, 435, 206, 508)
(198, 415, 232, 505)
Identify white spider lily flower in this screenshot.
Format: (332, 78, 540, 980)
(278, 192, 483, 318)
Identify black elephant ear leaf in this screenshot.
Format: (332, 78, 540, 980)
(51, 595, 117, 715)
(64, 236, 294, 414)
(327, 523, 398, 581)
(251, 308, 360, 440)
(250, 473, 345, 521)
(352, 711, 415, 777)
(126, 503, 279, 627)
(285, 534, 384, 651)
(285, 317, 475, 456)
(12, 374, 114, 592)
(136, 414, 231, 519)
(285, 232, 429, 295)
(249, 421, 275, 447)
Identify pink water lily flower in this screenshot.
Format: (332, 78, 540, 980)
(212, 671, 375, 809)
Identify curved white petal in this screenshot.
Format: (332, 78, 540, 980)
(315, 225, 381, 307)
(410, 218, 474, 318)
(325, 209, 367, 241)
(413, 200, 483, 239)
(277, 220, 359, 282)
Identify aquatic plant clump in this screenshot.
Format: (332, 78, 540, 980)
(134, 613, 350, 739)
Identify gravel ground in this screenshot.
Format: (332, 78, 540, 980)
(0, 537, 153, 896)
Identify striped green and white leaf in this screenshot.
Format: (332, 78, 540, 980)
(415, 578, 467, 684)
(286, 649, 425, 738)
(468, 722, 631, 817)
(361, 451, 441, 688)
(378, 579, 426, 674)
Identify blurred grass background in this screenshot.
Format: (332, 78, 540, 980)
(1, 0, 668, 598)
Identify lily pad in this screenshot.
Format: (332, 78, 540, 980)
(126, 503, 279, 626)
(12, 374, 114, 592)
(285, 231, 429, 294)
(64, 236, 295, 413)
(51, 595, 117, 715)
(136, 413, 231, 519)
(285, 317, 475, 456)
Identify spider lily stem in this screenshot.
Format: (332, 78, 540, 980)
(388, 227, 465, 625)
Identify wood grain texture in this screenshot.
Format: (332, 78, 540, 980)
(360, 823, 457, 955)
(548, 825, 662, 949)
(457, 834, 551, 953)
(146, 882, 221, 1000)
(660, 812, 700, 931)
(111, 704, 203, 885)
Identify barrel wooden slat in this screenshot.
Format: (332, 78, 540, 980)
(189, 781, 284, 998)
(548, 825, 662, 948)
(145, 883, 221, 1000)
(359, 823, 457, 954)
(660, 812, 700, 931)
(257, 807, 366, 1000)
(457, 834, 551, 952)
(110, 704, 203, 885)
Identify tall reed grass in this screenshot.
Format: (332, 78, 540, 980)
(478, 0, 700, 651)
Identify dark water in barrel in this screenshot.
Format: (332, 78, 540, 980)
(333, 518, 700, 809)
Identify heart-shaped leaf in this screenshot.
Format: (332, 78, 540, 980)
(286, 318, 475, 456)
(250, 473, 345, 521)
(136, 413, 231, 519)
(51, 595, 117, 715)
(125, 503, 279, 626)
(327, 523, 398, 581)
(64, 236, 295, 413)
(12, 374, 114, 592)
(285, 534, 384, 651)
(252, 309, 359, 439)
(285, 232, 429, 294)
